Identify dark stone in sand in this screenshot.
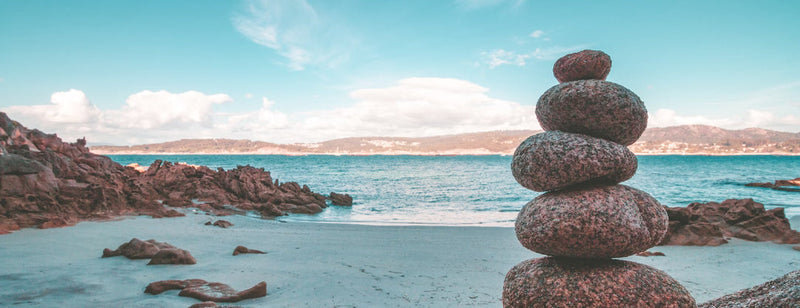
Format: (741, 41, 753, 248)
(536, 80, 647, 145)
(146, 279, 267, 303)
(147, 249, 196, 265)
(699, 269, 800, 307)
(515, 184, 667, 258)
(102, 238, 177, 259)
(329, 192, 353, 206)
(503, 257, 695, 308)
(553, 49, 612, 83)
(205, 220, 233, 228)
(660, 198, 800, 246)
(511, 131, 637, 192)
(189, 302, 218, 308)
(233, 245, 266, 256)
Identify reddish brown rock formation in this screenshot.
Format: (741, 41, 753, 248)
(145, 279, 267, 303)
(147, 249, 197, 265)
(553, 50, 612, 83)
(745, 177, 800, 192)
(511, 131, 637, 191)
(0, 112, 345, 234)
(536, 80, 647, 146)
(102, 238, 177, 259)
(329, 192, 353, 206)
(503, 258, 695, 307)
(141, 160, 328, 217)
(659, 198, 800, 246)
(233, 245, 265, 256)
(516, 184, 667, 258)
(205, 220, 233, 228)
(699, 269, 800, 307)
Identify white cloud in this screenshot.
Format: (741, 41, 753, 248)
(298, 77, 537, 140)
(529, 30, 544, 38)
(223, 97, 289, 134)
(481, 45, 587, 68)
(233, 0, 357, 70)
(5, 89, 100, 125)
(105, 90, 232, 129)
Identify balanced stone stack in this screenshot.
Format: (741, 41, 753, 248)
(502, 50, 696, 307)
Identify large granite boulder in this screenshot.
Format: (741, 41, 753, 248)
(660, 198, 800, 246)
(503, 257, 695, 307)
(147, 249, 196, 265)
(511, 131, 637, 191)
(553, 49, 612, 83)
(536, 80, 647, 145)
(699, 269, 800, 307)
(516, 184, 667, 258)
(102, 238, 177, 259)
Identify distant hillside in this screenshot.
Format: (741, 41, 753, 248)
(91, 125, 800, 155)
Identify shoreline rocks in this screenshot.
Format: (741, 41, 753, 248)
(745, 177, 800, 192)
(103, 238, 196, 265)
(660, 198, 800, 246)
(699, 269, 800, 307)
(0, 112, 352, 234)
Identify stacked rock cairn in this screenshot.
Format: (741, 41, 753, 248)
(502, 50, 696, 307)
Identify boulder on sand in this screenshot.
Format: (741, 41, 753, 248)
(233, 245, 266, 256)
(699, 269, 800, 307)
(147, 249, 196, 265)
(503, 257, 695, 307)
(145, 279, 267, 303)
(102, 238, 177, 259)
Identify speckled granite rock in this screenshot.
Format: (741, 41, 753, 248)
(515, 184, 667, 258)
(553, 50, 612, 83)
(511, 131, 637, 191)
(503, 257, 696, 308)
(699, 269, 800, 308)
(536, 80, 647, 145)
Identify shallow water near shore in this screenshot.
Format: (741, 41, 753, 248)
(1, 213, 799, 307)
(109, 154, 800, 225)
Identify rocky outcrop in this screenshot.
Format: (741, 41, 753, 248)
(699, 269, 800, 307)
(205, 220, 233, 228)
(504, 258, 694, 307)
(0, 113, 175, 233)
(233, 245, 265, 256)
(143, 160, 328, 217)
(511, 131, 637, 191)
(0, 112, 347, 234)
(745, 177, 800, 192)
(329, 192, 353, 206)
(553, 50, 612, 83)
(659, 198, 800, 246)
(102, 238, 177, 259)
(145, 279, 267, 303)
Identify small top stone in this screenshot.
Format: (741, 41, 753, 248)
(553, 50, 612, 83)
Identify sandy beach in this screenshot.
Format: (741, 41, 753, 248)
(0, 213, 798, 307)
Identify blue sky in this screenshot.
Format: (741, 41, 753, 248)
(1, 0, 798, 145)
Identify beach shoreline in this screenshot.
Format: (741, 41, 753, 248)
(1, 213, 799, 307)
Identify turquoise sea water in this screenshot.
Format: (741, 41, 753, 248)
(108, 155, 800, 226)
